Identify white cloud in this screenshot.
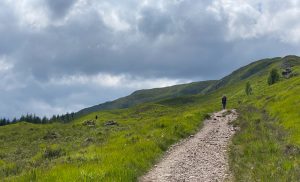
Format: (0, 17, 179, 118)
(0, 56, 13, 71)
(49, 73, 189, 89)
(99, 10, 131, 31)
(27, 99, 66, 116)
(4, 0, 50, 29)
(208, 0, 300, 43)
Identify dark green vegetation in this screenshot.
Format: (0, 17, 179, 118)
(77, 80, 217, 117)
(1, 55, 300, 181)
(268, 68, 280, 85)
(0, 113, 76, 126)
(245, 81, 252, 95)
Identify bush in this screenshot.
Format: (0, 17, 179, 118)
(43, 145, 65, 159)
(245, 82, 253, 95)
(203, 113, 211, 120)
(0, 162, 20, 177)
(268, 68, 280, 85)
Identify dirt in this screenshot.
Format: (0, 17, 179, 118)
(140, 109, 238, 182)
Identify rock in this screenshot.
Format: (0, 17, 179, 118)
(141, 110, 238, 182)
(84, 137, 94, 143)
(43, 131, 60, 140)
(82, 120, 95, 127)
(104, 120, 118, 126)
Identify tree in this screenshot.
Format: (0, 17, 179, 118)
(268, 68, 280, 85)
(12, 118, 17, 123)
(0, 118, 7, 126)
(245, 81, 253, 95)
(42, 116, 48, 124)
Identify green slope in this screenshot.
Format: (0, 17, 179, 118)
(76, 80, 217, 116)
(78, 56, 289, 117)
(207, 57, 281, 92)
(228, 56, 300, 181)
(1, 55, 300, 181)
(77, 56, 283, 117)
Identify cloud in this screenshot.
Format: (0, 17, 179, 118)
(6, 0, 50, 29)
(208, 0, 300, 43)
(46, 0, 78, 19)
(0, 72, 186, 118)
(0, 56, 14, 72)
(138, 7, 173, 38)
(49, 73, 187, 89)
(0, 0, 300, 118)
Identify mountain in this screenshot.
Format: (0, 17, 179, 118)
(76, 80, 217, 116)
(1, 55, 300, 181)
(208, 55, 300, 92)
(77, 55, 300, 117)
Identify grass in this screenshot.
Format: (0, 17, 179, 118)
(228, 57, 300, 181)
(0, 100, 218, 181)
(1, 56, 300, 181)
(229, 105, 300, 181)
(77, 80, 217, 116)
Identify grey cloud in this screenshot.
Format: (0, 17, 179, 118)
(46, 0, 78, 18)
(0, 0, 300, 118)
(138, 7, 174, 38)
(0, 3, 22, 55)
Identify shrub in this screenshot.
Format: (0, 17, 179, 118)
(0, 162, 20, 177)
(43, 145, 65, 159)
(268, 68, 280, 85)
(245, 82, 253, 95)
(203, 113, 211, 120)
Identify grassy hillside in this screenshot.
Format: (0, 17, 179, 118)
(76, 80, 217, 117)
(1, 96, 220, 181)
(1, 55, 300, 181)
(228, 55, 300, 181)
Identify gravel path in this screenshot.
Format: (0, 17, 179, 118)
(140, 109, 238, 182)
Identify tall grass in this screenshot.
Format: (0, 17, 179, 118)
(229, 106, 300, 181)
(1, 100, 218, 181)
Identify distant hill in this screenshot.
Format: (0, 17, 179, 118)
(206, 57, 280, 92)
(77, 55, 300, 117)
(76, 80, 217, 116)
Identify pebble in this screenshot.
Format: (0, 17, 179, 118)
(140, 110, 238, 182)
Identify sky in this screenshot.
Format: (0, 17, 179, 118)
(1, 0, 300, 118)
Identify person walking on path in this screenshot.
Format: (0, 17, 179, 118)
(222, 95, 227, 110)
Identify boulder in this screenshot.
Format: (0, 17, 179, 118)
(82, 120, 95, 127)
(43, 131, 60, 140)
(104, 120, 118, 126)
(84, 137, 94, 143)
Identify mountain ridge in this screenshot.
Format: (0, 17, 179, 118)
(76, 80, 217, 116)
(77, 55, 299, 117)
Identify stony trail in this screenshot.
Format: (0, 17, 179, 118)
(140, 109, 238, 182)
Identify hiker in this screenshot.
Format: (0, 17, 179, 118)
(222, 95, 227, 110)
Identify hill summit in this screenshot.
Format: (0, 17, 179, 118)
(77, 55, 300, 116)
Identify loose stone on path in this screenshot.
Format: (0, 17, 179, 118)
(140, 109, 238, 182)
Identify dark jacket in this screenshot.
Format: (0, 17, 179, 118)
(222, 96, 227, 104)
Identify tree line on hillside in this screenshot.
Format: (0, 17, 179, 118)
(0, 112, 76, 126)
